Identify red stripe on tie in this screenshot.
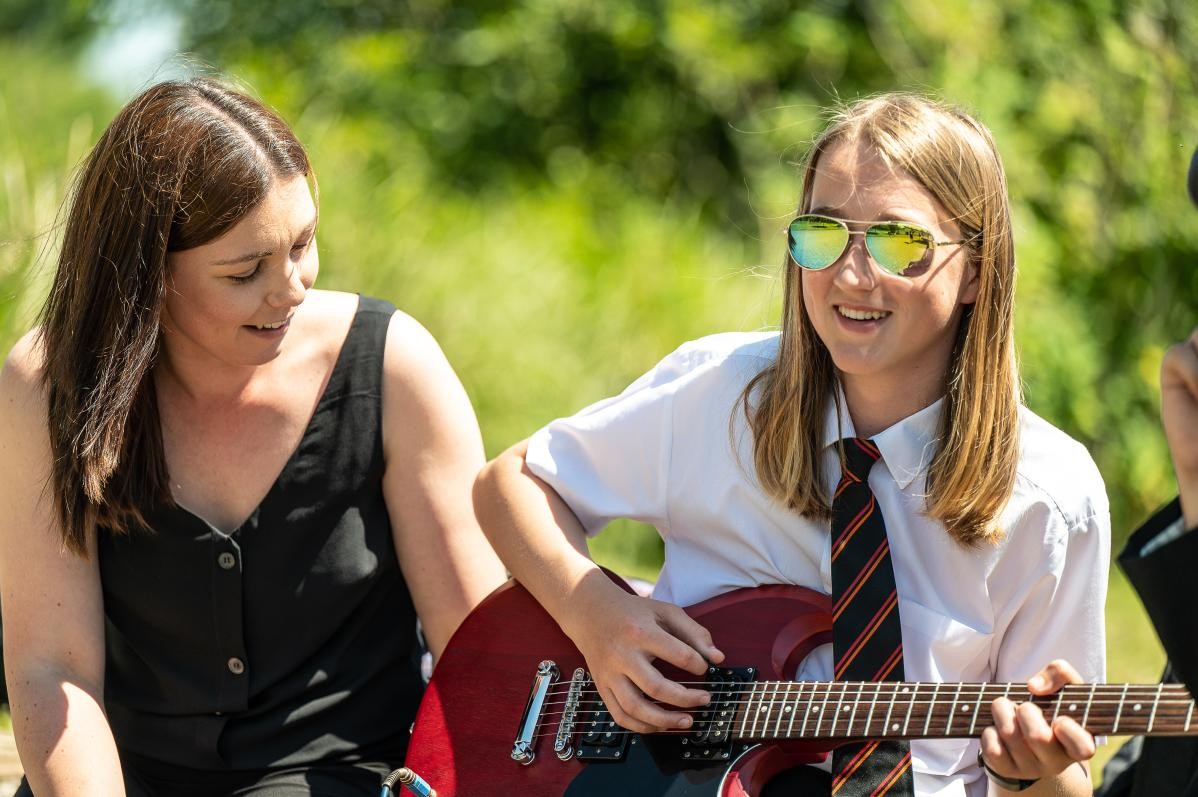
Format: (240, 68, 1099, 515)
(872, 644, 904, 682)
(832, 493, 876, 560)
(833, 536, 889, 620)
(831, 741, 880, 794)
(870, 750, 913, 796)
(855, 438, 882, 460)
(834, 590, 898, 679)
(834, 476, 854, 499)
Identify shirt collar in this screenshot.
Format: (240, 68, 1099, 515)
(821, 390, 945, 490)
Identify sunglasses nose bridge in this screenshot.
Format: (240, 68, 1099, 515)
(832, 229, 881, 284)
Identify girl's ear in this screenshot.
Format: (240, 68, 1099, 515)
(960, 256, 980, 305)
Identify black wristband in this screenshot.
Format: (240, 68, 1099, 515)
(977, 750, 1039, 792)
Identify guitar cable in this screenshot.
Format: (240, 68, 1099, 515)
(380, 766, 436, 797)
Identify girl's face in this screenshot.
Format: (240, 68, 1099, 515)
(162, 175, 318, 371)
(800, 141, 978, 406)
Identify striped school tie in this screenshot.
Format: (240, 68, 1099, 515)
(830, 437, 915, 796)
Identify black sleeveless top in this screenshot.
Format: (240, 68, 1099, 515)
(97, 297, 424, 772)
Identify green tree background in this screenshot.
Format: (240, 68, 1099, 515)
(1, 0, 1194, 775)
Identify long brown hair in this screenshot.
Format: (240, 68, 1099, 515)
(743, 93, 1019, 546)
(39, 77, 313, 554)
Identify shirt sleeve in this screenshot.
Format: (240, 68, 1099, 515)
(993, 504, 1110, 688)
(1119, 497, 1198, 693)
(524, 347, 699, 536)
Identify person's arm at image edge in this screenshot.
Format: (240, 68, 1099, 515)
(0, 334, 125, 796)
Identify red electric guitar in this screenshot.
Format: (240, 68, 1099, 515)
(403, 578, 1197, 796)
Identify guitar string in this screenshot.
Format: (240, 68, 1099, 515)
(529, 683, 1191, 708)
(515, 695, 1196, 737)
(517, 695, 1198, 743)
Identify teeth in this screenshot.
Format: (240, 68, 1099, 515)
(838, 306, 887, 321)
(255, 320, 287, 330)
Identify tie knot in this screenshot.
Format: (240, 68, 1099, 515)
(839, 437, 881, 481)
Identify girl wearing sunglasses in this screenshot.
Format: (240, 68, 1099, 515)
(475, 93, 1107, 796)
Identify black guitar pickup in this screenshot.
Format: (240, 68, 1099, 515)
(578, 702, 631, 761)
(681, 665, 755, 761)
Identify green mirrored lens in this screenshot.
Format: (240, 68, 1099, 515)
(866, 222, 933, 275)
(788, 216, 848, 270)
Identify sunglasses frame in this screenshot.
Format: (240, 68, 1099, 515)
(786, 214, 972, 277)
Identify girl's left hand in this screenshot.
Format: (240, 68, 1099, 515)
(980, 659, 1096, 784)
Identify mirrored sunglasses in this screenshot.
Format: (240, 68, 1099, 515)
(787, 214, 971, 277)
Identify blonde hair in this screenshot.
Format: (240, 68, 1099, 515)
(742, 93, 1019, 546)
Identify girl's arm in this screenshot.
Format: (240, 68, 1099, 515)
(0, 333, 125, 796)
(473, 440, 723, 734)
(379, 312, 507, 660)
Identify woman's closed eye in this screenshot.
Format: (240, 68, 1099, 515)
(290, 238, 313, 260)
(228, 263, 262, 284)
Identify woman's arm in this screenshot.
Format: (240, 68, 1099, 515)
(379, 312, 507, 660)
(0, 333, 125, 795)
(473, 439, 723, 734)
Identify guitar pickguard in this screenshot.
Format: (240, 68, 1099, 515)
(564, 735, 755, 796)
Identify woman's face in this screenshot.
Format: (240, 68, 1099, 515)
(162, 174, 318, 370)
(800, 140, 978, 404)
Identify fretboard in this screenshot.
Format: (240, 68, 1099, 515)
(726, 681, 1197, 741)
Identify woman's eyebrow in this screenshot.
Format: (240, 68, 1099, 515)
(211, 215, 318, 266)
(213, 249, 273, 266)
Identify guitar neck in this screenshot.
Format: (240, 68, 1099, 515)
(727, 681, 1198, 742)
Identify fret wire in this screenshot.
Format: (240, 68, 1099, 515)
(882, 682, 899, 736)
(968, 683, 983, 736)
(847, 682, 863, 737)
(786, 682, 801, 738)
(800, 681, 815, 737)
(864, 679, 881, 737)
(947, 682, 964, 737)
(751, 681, 766, 738)
(830, 682, 845, 737)
(902, 681, 919, 736)
(1147, 682, 1163, 734)
(923, 682, 940, 736)
(736, 682, 753, 740)
(814, 683, 827, 737)
(768, 681, 782, 739)
(778, 683, 794, 739)
(1112, 684, 1130, 734)
(1187, 700, 1194, 733)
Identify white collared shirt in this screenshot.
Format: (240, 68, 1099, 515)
(526, 332, 1110, 797)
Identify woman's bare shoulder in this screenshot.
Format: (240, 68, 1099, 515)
(1, 328, 48, 413)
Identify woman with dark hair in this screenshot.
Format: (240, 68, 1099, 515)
(0, 78, 506, 795)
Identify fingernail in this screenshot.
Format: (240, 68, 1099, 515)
(1029, 674, 1046, 689)
(678, 716, 692, 729)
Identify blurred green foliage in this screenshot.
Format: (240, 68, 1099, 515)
(2, 0, 1196, 575)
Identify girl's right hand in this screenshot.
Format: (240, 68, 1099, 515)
(560, 570, 725, 733)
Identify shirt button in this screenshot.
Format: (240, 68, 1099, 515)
(217, 552, 237, 570)
(227, 657, 246, 675)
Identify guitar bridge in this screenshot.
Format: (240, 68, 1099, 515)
(511, 660, 559, 765)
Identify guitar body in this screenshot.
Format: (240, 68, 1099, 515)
(405, 578, 838, 797)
